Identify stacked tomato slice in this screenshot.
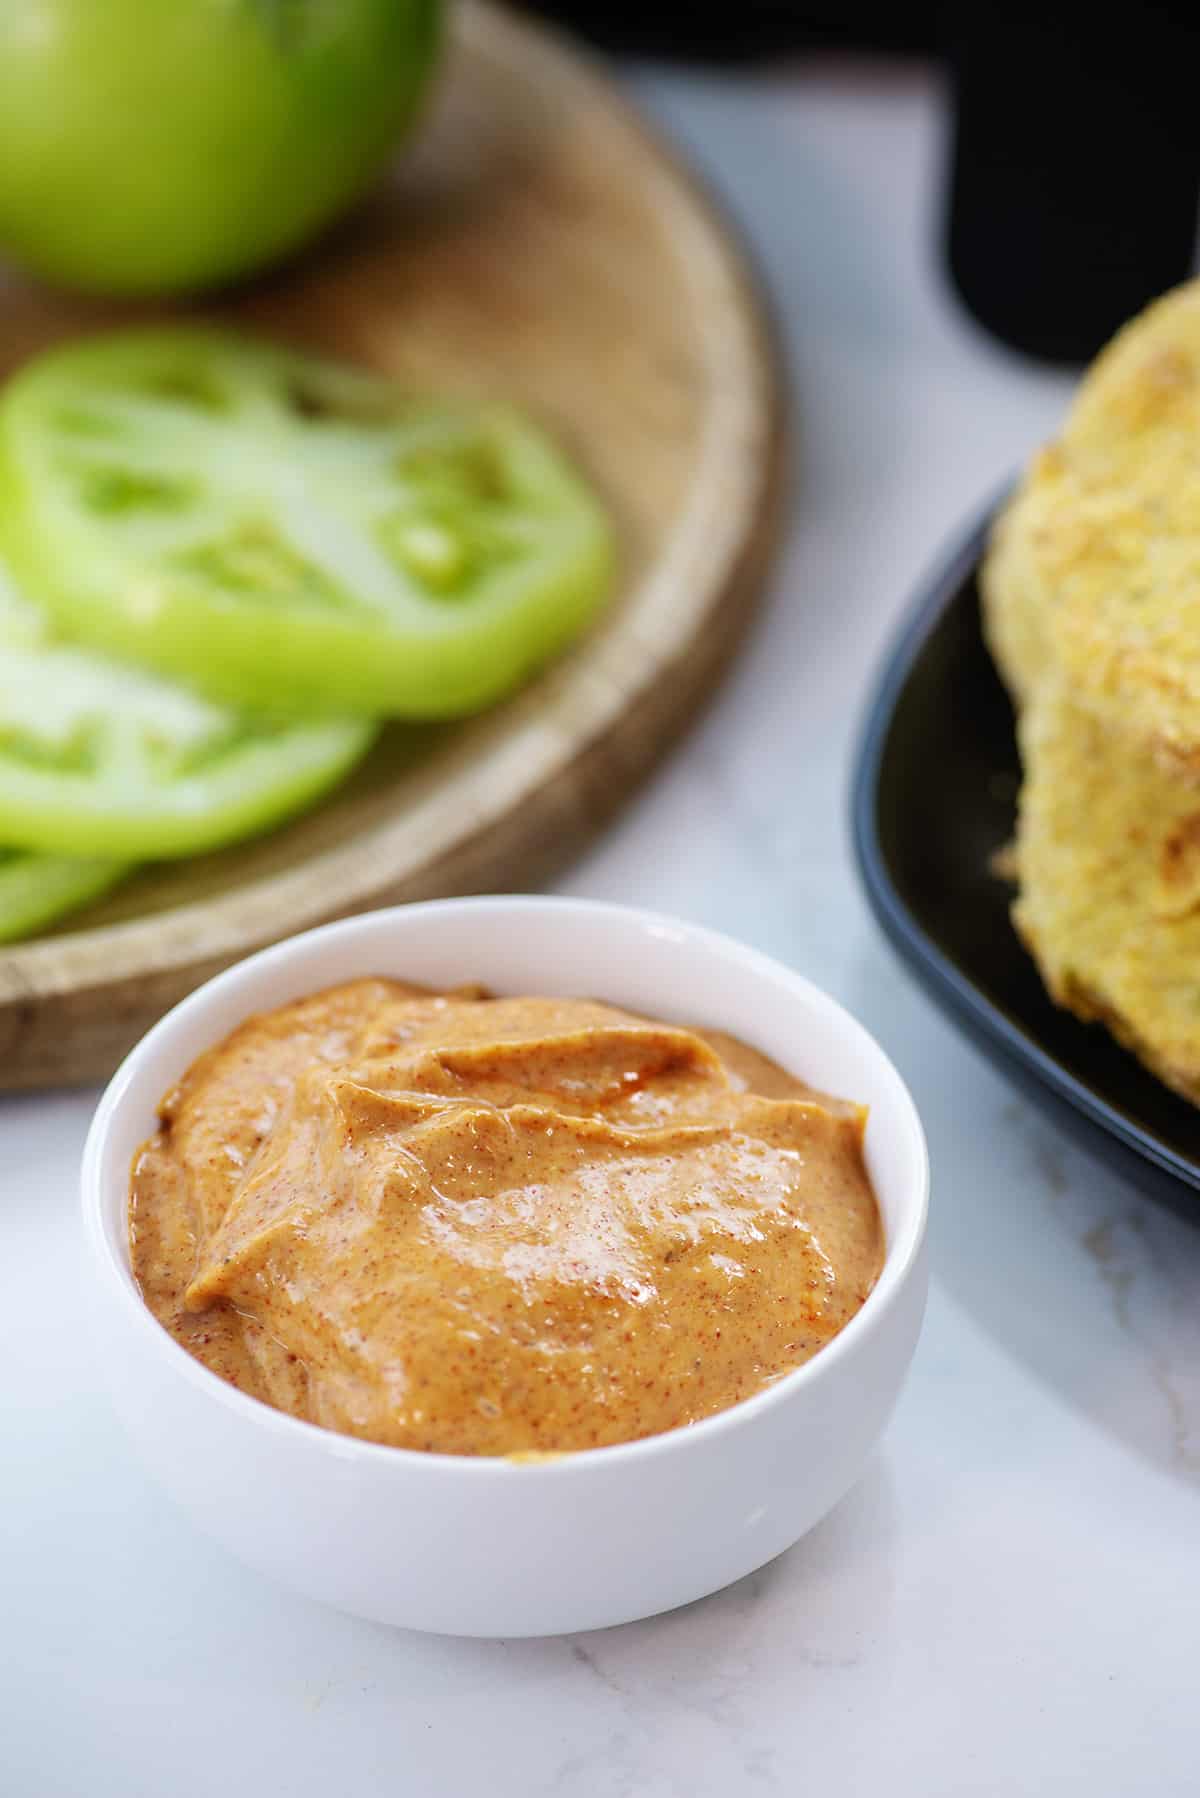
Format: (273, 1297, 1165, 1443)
(0, 330, 613, 939)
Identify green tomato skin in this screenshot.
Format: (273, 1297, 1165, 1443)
(0, 851, 130, 943)
(0, 0, 442, 297)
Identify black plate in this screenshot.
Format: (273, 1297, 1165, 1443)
(851, 493, 1200, 1218)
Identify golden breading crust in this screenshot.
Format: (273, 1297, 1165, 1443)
(985, 280, 1200, 771)
(1013, 679, 1200, 1103)
(980, 449, 1065, 706)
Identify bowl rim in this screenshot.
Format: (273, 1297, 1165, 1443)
(82, 894, 930, 1478)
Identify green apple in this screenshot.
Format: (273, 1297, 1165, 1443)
(0, 0, 442, 297)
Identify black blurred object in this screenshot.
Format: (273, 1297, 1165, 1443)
(945, 3, 1200, 364)
(533, 0, 1200, 368)
(523, 1, 939, 60)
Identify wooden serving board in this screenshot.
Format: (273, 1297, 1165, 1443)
(0, 0, 783, 1090)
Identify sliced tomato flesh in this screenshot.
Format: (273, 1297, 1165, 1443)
(0, 562, 373, 858)
(0, 848, 129, 944)
(0, 327, 616, 717)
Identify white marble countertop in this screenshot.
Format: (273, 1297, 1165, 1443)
(5, 57, 1199, 1798)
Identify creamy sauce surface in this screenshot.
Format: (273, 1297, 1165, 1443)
(130, 980, 883, 1455)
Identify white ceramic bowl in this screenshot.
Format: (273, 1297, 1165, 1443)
(82, 897, 928, 1637)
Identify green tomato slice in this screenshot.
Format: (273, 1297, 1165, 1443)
(0, 577, 133, 939)
(0, 564, 372, 858)
(0, 847, 130, 944)
(0, 328, 616, 717)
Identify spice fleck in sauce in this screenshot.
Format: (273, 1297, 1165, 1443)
(129, 981, 884, 1455)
